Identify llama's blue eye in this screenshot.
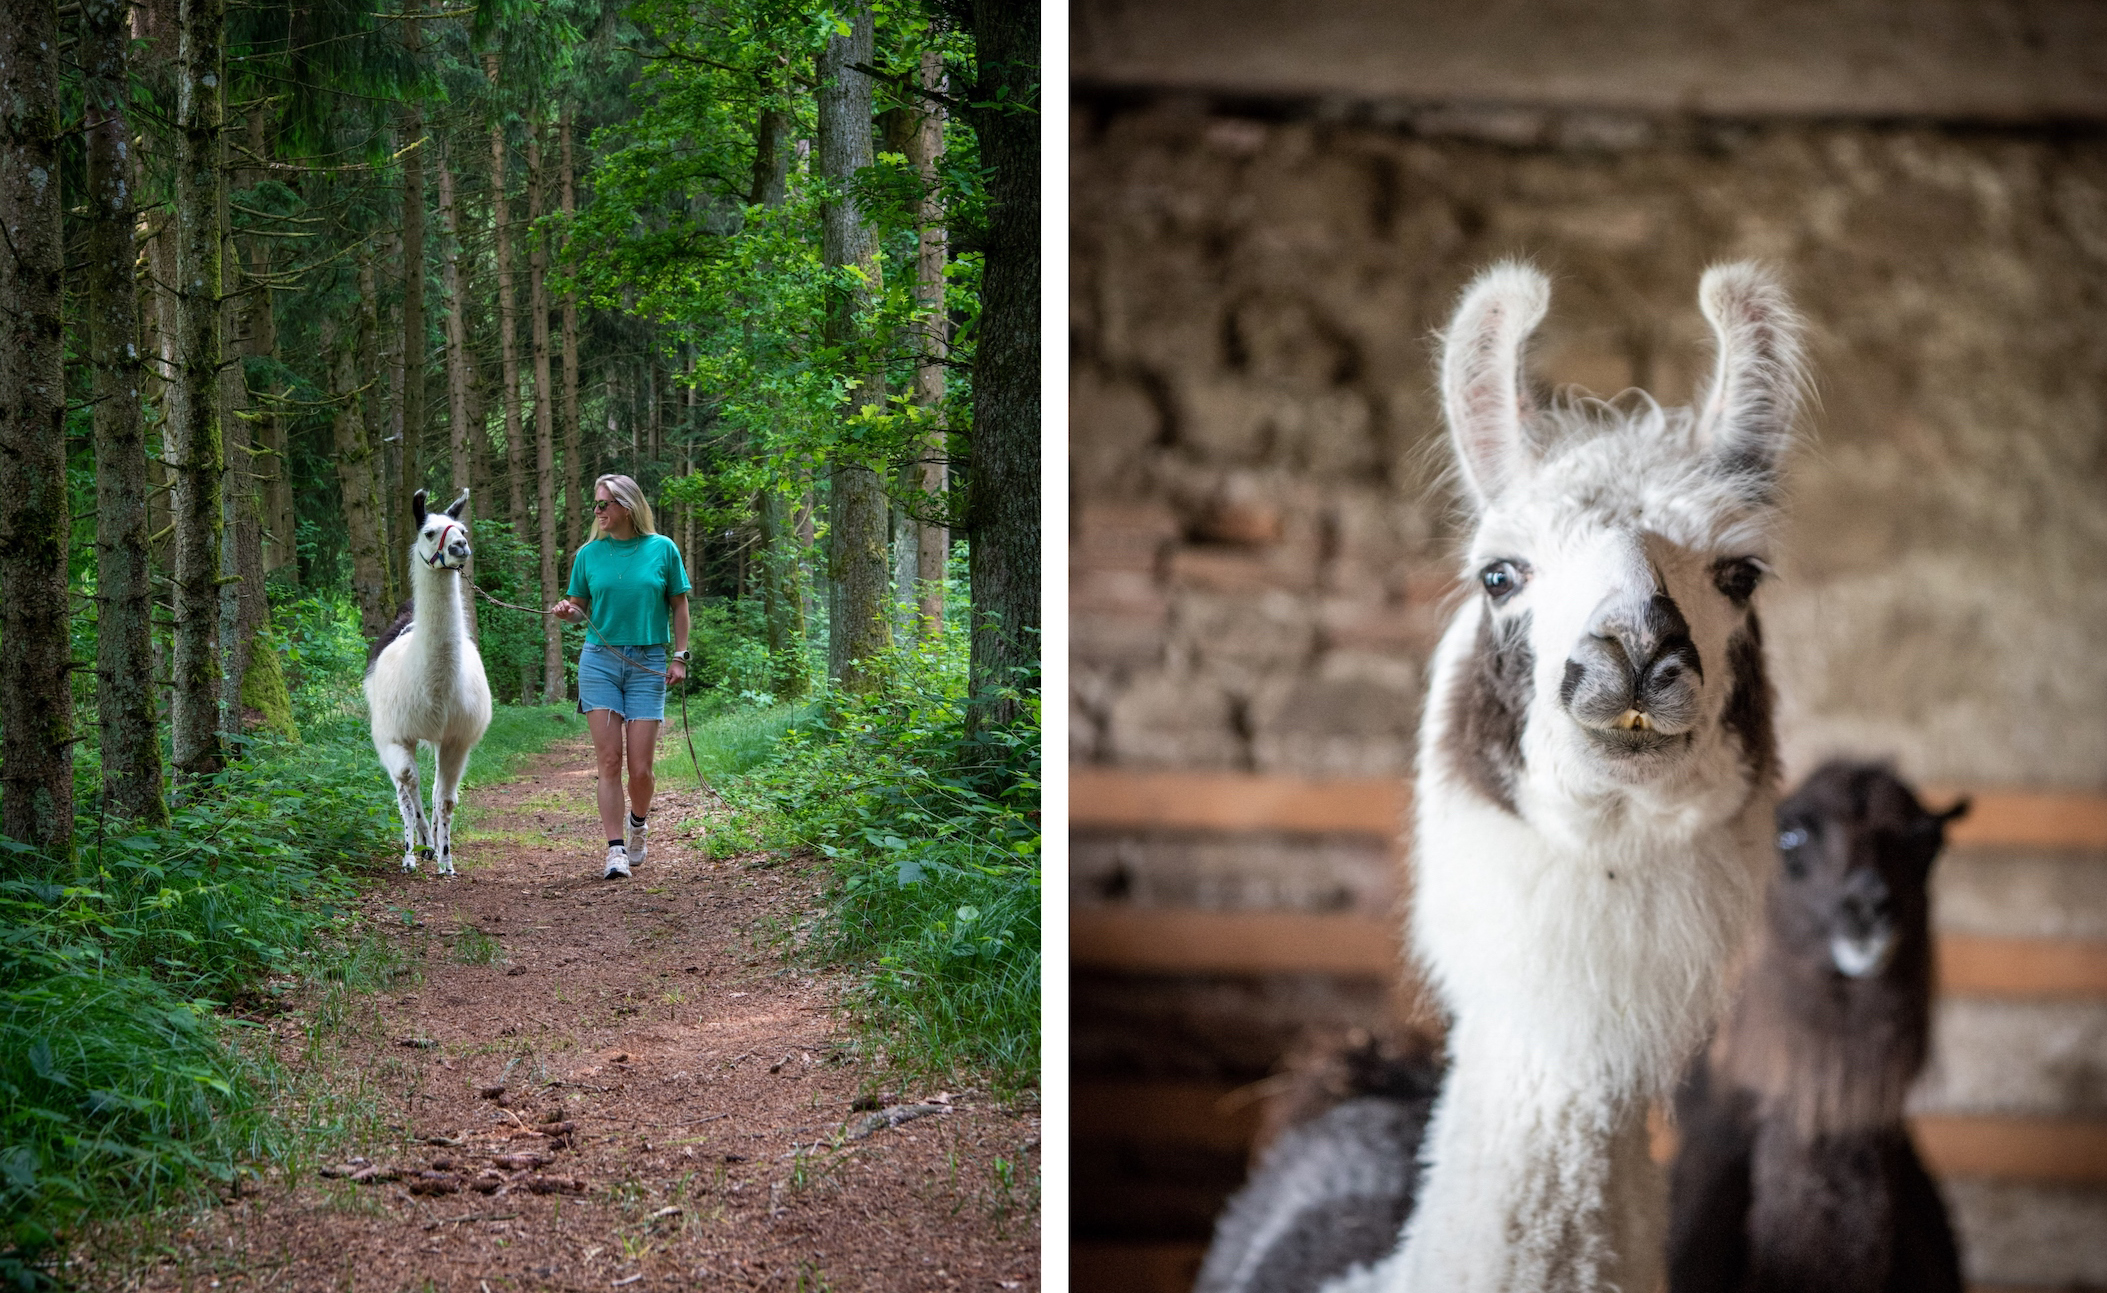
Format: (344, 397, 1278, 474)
(1778, 828, 1808, 851)
(1480, 560, 1525, 602)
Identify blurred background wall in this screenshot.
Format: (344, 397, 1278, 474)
(1068, 2, 2107, 1289)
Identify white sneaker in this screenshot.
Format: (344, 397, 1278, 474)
(602, 845, 631, 880)
(626, 816, 649, 867)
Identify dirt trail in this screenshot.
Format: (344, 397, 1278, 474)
(105, 735, 1040, 1292)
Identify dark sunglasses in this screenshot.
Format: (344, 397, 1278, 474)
(593, 499, 622, 512)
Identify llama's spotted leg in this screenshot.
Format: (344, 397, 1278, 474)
(378, 742, 431, 872)
(432, 739, 473, 876)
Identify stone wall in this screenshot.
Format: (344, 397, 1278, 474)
(1070, 96, 2107, 1289)
(1073, 106, 2107, 789)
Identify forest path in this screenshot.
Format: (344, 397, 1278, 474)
(112, 735, 1039, 1292)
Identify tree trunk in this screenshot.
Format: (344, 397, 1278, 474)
(335, 263, 392, 638)
(817, 4, 890, 693)
(219, 111, 270, 744)
(749, 105, 791, 206)
(909, 48, 950, 634)
(84, 0, 166, 825)
(488, 54, 525, 530)
(0, 0, 75, 854)
(248, 113, 294, 587)
(561, 105, 584, 562)
(438, 144, 479, 642)
(530, 119, 563, 702)
(170, 0, 228, 790)
(399, 5, 427, 534)
(360, 255, 400, 614)
(964, 0, 1041, 727)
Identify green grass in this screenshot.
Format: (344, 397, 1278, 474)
(724, 624, 1041, 1090)
(0, 596, 585, 1272)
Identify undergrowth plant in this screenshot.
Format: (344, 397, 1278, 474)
(0, 594, 583, 1278)
(732, 616, 1041, 1088)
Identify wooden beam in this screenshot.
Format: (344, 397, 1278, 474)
(1071, 1242, 1207, 1293)
(1074, 1081, 2107, 1185)
(1072, 908, 1400, 978)
(1937, 935, 2107, 999)
(1070, 768, 1406, 837)
(1075, 909, 2107, 999)
(1915, 1115, 2107, 1184)
(1937, 788, 2107, 850)
(1072, 767, 2107, 849)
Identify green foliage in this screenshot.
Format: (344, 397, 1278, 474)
(0, 593, 581, 1265)
(730, 618, 1040, 1086)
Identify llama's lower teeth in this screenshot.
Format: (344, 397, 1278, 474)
(1613, 710, 1654, 732)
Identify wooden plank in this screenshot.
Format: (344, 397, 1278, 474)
(1915, 1115, 2107, 1184)
(1071, 1242, 1207, 1293)
(1076, 909, 2107, 998)
(1937, 935, 2107, 999)
(1072, 907, 1400, 977)
(1070, 768, 1406, 837)
(1938, 789, 2107, 850)
(1075, 1081, 2107, 1185)
(1071, 767, 2107, 850)
(1074, 1080, 1262, 1153)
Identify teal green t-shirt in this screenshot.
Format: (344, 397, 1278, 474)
(566, 533, 691, 646)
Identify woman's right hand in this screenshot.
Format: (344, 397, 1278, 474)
(550, 599, 582, 624)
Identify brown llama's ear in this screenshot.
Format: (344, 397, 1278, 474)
(1932, 796, 1972, 826)
(444, 488, 469, 520)
(411, 489, 428, 527)
(1440, 262, 1549, 510)
(1693, 262, 1805, 497)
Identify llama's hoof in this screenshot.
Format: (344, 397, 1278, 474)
(418, 845, 436, 860)
(401, 857, 420, 873)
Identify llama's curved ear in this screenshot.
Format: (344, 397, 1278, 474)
(1440, 262, 1549, 509)
(444, 488, 469, 520)
(411, 489, 428, 527)
(1694, 262, 1805, 496)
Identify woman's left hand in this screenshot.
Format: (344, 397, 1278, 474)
(666, 659, 687, 686)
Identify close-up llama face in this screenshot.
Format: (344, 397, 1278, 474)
(1438, 263, 1803, 810)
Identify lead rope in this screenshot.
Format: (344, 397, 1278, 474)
(465, 575, 718, 810)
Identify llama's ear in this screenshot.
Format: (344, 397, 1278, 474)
(411, 489, 428, 527)
(445, 488, 469, 520)
(1440, 262, 1550, 509)
(1693, 262, 1805, 495)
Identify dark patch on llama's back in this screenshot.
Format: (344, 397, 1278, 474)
(364, 601, 415, 676)
(1721, 614, 1775, 788)
(1443, 608, 1533, 815)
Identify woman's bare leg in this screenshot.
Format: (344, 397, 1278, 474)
(589, 708, 628, 841)
(625, 719, 661, 818)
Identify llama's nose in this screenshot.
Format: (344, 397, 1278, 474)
(1562, 593, 1704, 732)
(1839, 868, 1893, 936)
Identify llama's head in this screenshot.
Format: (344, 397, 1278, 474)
(1773, 762, 1966, 979)
(1437, 262, 1803, 810)
(411, 488, 472, 572)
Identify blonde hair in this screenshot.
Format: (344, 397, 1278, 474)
(588, 473, 657, 541)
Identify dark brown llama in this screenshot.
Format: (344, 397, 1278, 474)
(1669, 761, 1969, 1293)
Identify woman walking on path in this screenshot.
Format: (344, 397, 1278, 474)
(549, 474, 692, 879)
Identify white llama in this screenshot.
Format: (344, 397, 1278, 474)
(363, 488, 493, 876)
(1295, 263, 1802, 1293)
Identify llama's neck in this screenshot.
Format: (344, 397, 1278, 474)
(409, 561, 468, 673)
(1335, 1032, 1665, 1293)
(1718, 935, 1931, 1138)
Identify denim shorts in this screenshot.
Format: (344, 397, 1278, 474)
(576, 643, 667, 722)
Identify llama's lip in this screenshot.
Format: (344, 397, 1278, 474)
(1830, 930, 1894, 978)
(1582, 725, 1691, 757)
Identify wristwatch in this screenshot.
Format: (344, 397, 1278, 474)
(671, 650, 691, 662)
